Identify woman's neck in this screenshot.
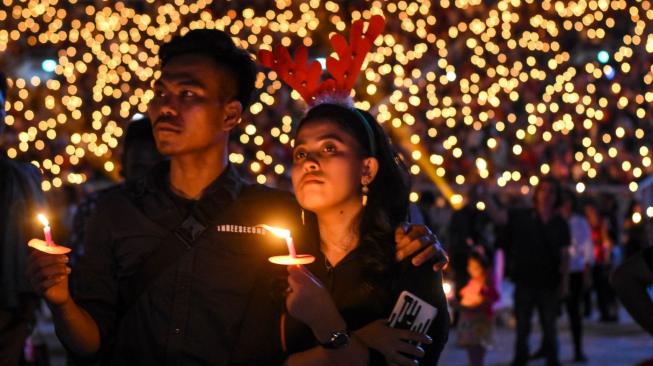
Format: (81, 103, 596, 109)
(316, 200, 363, 267)
(169, 147, 227, 200)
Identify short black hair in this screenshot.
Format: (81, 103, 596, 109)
(0, 71, 7, 99)
(159, 29, 256, 108)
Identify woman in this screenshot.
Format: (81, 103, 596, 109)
(282, 103, 449, 365)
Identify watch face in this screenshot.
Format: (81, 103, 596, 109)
(331, 332, 350, 348)
(323, 331, 350, 349)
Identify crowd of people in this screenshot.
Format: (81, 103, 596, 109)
(1, 1, 653, 196)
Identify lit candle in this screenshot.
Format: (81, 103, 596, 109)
(260, 225, 314, 265)
(261, 225, 297, 257)
(37, 214, 53, 244)
(28, 214, 71, 255)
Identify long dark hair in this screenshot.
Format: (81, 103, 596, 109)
(297, 103, 410, 281)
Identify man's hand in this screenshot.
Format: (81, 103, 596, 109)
(354, 319, 432, 366)
(394, 223, 448, 271)
(26, 249, 71, 307)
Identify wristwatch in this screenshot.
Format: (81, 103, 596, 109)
(319, 330, 350, 349)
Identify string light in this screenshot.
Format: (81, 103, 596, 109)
(0, 0, 650, 202)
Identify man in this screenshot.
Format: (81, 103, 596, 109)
(487, 177, 570, 366)
(27, 30, 446, 365)
(0, 71, 46, 364)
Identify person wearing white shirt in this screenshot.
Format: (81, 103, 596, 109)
(560, 190, 593, 363)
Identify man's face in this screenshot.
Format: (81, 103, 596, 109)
(535, 181, 557, 210)
(148, 54, 235, 157)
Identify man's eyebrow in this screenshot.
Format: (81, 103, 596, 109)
(154, 74, 207, 89)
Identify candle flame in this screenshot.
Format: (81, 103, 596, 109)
(37, 214, 50, 227)
(260, 225, 291, 239)
(443, 281, 453, 299)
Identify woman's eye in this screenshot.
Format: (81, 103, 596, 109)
(180, 90, 196, 97)
(155, 89, 166, 98)
(324, 144, 336, 153)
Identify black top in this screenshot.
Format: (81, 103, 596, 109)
(284, 225, 449, 365)
(0, 156, 44, 309)
(643, 246, 653, 273)
(504, 208, 571, 289)
(72, 162, 301, 365)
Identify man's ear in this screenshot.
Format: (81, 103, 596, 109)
(222, 100, 243, 132)
(361, 157, 379, 185)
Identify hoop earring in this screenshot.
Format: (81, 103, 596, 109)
(362, 183, 369, 207)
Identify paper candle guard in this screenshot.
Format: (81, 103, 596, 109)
(28, 238, 71, 255)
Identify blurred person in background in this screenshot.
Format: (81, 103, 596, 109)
(559, 189, 593, 363)
(486, 177, 570, 366)
(584, 200, 619, 322)
(623, 200, 650, 260)
(68, 117, 164, 261)
(448, 184, 494, 323)
(0, 71, 46, 364)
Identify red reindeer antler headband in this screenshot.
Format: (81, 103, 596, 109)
(258, 15, 385, 106)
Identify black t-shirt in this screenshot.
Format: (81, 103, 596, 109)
(643, 246, 653, 273)
(72, 162, 300, 365)
(504, 208, 571, 290)
(284, 226, 449, 365)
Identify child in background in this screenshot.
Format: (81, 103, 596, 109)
(456, 250, 500, 366)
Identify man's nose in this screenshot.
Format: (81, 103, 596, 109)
(303, 153, 319, 171)
(159, 94, 178, 116)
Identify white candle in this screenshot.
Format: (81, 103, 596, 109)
(285, 236, 297, 258)
(261, 225, 297, 258)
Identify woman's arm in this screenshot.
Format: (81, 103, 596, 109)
(284, 336, 369, 366)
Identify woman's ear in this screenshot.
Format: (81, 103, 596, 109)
(361, 157, 379, 185)
(222, 100, 243, 132)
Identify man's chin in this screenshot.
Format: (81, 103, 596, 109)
(155, 141, 181, 156)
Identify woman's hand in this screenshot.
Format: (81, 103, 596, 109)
(286, 265, 346, 342)
(354, 319, 432, 366)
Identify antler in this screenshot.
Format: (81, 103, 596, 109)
(258, 45, 324, 103)
(327, 15, 385, 91)
(258, 15, 385, 105)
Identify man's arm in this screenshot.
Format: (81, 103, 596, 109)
(611, 250, 653, 336)
(27, 251, 101, 355)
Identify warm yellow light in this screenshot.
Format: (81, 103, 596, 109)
(260, 225, 290, 239)
(37, 214, 50, 227)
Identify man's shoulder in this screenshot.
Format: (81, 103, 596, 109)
(89, 182, 141, 214)
(239, 183, 297, 206)
(0, 157, 40, 180)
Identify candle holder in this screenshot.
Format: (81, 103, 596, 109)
(29, 214, 71, 255)
(260, 225, 315, 266)
(28, 238, 71, 255)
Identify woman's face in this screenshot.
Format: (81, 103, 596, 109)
(291, 119, 371, 214)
